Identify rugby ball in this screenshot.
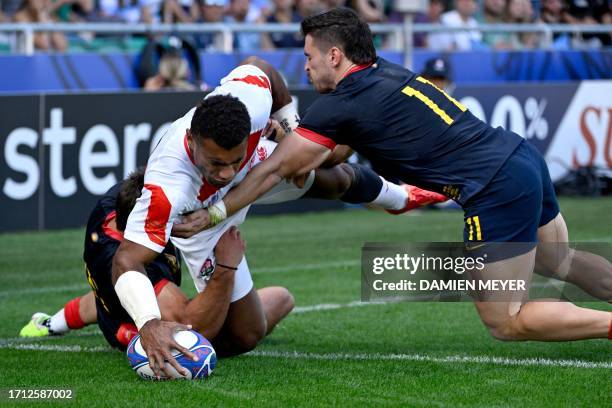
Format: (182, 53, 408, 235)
(126, 329, 217, 380)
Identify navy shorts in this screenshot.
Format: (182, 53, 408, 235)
(462, 139, 560, 245)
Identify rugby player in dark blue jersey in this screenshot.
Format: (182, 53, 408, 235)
(199, 8, 612, 342)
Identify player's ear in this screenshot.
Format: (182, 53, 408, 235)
(329, 47, 342, 67)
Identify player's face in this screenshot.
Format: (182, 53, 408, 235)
(189, 133, 248, 188)
(304, 34, 336, 94)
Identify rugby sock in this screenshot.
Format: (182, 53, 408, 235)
(340, 164, 383, 204)
(63, 297, 85, 330)
(370, 177, 409, 210)
(48, 309, 69, 334)
(116, 323, 138, 347)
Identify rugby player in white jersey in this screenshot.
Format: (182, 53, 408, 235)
(111, 58, 448, 378)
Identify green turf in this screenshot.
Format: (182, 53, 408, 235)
(0, 197, 610, 407)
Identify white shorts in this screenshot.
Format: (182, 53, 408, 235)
(170, 140, 315, 302)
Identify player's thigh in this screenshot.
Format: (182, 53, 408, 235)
(535, 213, 572, 276)
(156, 281, 189, 323)
(222, 287, 266, 340)
(473, 248, 536, 326)
(537, 212, 568, 243)
(224, 258, 263, 327)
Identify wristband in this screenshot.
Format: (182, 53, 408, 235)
(208, 200, 227, 227)
(216, 263, 238, 271)
(271, 101, 300, 133)
(114, 271, 161, 330)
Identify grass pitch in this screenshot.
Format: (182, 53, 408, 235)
(0, 197, 610, 407)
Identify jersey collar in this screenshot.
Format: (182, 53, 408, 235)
(341, 62, 374, 79)
(102, 211, 124, 241)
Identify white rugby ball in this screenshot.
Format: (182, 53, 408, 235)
(126, 329, 217, 380)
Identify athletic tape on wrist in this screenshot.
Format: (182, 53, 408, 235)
(208, 200, 227, 227)
(114, 271, 161, 330)
(271, 102, 300, 133)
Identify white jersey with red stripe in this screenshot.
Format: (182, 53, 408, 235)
(124, 64, 272, 252)
(124, 65, 314, 300)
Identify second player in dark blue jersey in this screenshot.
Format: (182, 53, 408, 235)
(296, 57, 522, 206)
(84, 170, 182, 349)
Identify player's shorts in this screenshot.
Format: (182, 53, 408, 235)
(87, 254, 181, 350)
(170, 139, 315, 303)
(462, 139, 560, 249)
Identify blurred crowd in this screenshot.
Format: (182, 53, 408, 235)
(0, 0, 609, 51)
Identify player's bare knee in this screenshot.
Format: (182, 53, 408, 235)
(274, 287, 295, 317)
(282, 289, 295, 314)
(599, 276, 612, 301)
(486, 319, 524, 341)
(476, 305, 524, 341)
(316, 165, 353, 198)
(598, 261, 612, 299)
(336, 163, 355, 195)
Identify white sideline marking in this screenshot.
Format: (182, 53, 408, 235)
(0, 343, 112, 353)
(1, 331, 101, 344)
(248, 350, 612, 369)
(0, 343, 608, 369)
(293, 300, 386, 314)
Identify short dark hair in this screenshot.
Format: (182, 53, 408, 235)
(301, 8, 376, 65)
(190, 94, 251, 149)
(115, 168, 145, 231)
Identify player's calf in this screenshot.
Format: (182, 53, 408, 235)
(309, 163, 411, 210)
(537, 213, 612, 301)
(475, 301, 530, 341)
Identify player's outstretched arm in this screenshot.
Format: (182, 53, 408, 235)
(112, 240, 196, 379)
(208, 132, 331, 226)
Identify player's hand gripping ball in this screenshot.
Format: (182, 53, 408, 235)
(127, 329, 216, 380)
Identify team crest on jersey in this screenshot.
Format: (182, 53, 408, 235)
(199, 258, 215, 281)
(257, 146, 267, 161)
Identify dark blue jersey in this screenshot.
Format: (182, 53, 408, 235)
(296, 58, 523, 205)
(82, 181, 181, 348)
